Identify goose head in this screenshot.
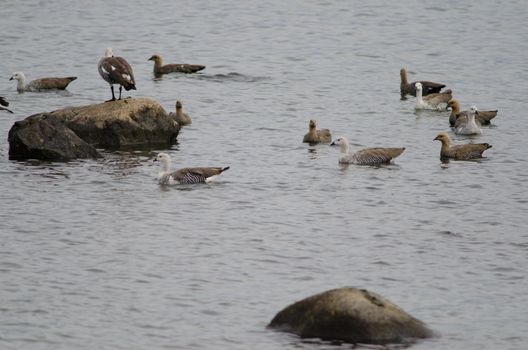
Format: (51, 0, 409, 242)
(176, 100, 183, 109)
(9, 71, 25, 82)
(447, 99, 460, 111)
(433, 132, 451, 145)
(308, 119, 317, 129)
(415, 82, 423, 91)
(103, 48, 114, 58)
(154, 152, 171, 173)
(148, 54, 162, 62)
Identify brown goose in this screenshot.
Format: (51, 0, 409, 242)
(9, 72, 76, 92)
(415, 82, 452, 110)
(98, 48, 136, 101)
(400, 68, 446, 99)
(169, 100, 192, 125)
(302, 119, 332, 144)
(154, 153, 229, 185)
(433, 133, 491, 160)
(0, 97, 13, 113)
(448, 99, 498, 126)
(148, 54, 205, 76)
(330, 136, 405, 165)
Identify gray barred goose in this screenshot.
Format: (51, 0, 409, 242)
(400, 68, 445, 99)
(154, 153, 229, 185)
(169, 100, 192, 125)
(148, 54, 205, 76)
(448, 99, 498, 126)
(454, 106, 482, 135)
(330, 136, 405, 165)
(10, 72, 76, 92)
(98, 48, 136, 101)
(302, 119, 332, 144)
(414, 82, 452, 110)
(434, 133, 491, 160)
(0, 97, 13, 113)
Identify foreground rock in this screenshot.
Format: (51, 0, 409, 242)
(8, 98, 180, 161)
(268, 287, 433, 345)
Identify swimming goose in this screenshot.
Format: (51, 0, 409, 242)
(330, 136, 405, 165)
(302, 119, 332, 144)
(169, 100, 192, 125)
(434, 133, 491, 160)
(454, 106, 482, 135)
(148, 54, 205, 76)
(98, 48, 136, 101)
(400, 68, 446, 98)
(448, 99, 497, 126)
(415, 82, 452, 110)
(0, 97, 13, 113)
(9, 72, 76, 92)
(154, 152, 229, 185)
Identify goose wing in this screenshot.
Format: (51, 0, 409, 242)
(423, 89, 452, 105)
(449, 144, 491, 160)
(27, 77, 77, 90)
(161, 64, 205, 74)
(99, 57, 136, 89)
(476, 110, 498, 125)
(351, 147, 405, 165)
(172, 166, 229, 184)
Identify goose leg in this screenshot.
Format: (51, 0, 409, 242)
(106, 85, 116, 102)
(118, 85, 122, 100)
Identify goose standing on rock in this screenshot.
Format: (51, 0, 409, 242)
(0, 97, 13, 113)
(414, 82, 452, 110)
(454, 106, 482, 135)
(154, 153, 229, 185)
(169, 100, 192, 125)
(98, 48, 136, 101)
(434, 133, 491, 160)
(330, 136, 405, 165)
(400, 68, 446, 99)
(303, 119, 332, 144)
(448, 99, 498, 126)
(148, 54, 205, 76)
(9, 72, 77, 92)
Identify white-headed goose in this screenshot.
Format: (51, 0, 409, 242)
(434, 133, 491, 160)
(10, 72, 76, 93)
(98, 48, 136, 101)
(303, 119, 332, 144)
(454, 106, 482, 135)
(154, 152, 229, 185)
(400, 68, 446, 99)
(169, 100, 192, 125)
(330, 136, 405, 165)
(148, 54, 205, 77)
(414, 82, 452, 110)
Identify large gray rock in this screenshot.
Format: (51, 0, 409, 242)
(8, 113, 102, 161)
(8, 98, 180, 161)
(268, 287, 433, 345)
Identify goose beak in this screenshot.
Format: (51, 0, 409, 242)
(9, 77, 13, 80)
(153, 158, 157, 162)
(330, 141, 336, 146)
(433, 136, 439, 141)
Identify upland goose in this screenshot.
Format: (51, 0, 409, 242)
(302, 119, 332, 144)
(454, 106, 482, 135)
(400, 68, 445, 98)
(434, 133, 491, 160)
(98, 48, 136, 101)
(9, 72, 76, 92)
(169, 100, 192, 125)
(330, 136, 405, 165)
(448, 99, 497, 126)
(154, 152, 229, 185)
(415, 82, 452, 110)
(148, 54, 205, 76)
(0, 97, 13, 113)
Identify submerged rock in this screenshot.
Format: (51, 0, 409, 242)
(8, 98, 180, 161)
(268, 287, 433, 345)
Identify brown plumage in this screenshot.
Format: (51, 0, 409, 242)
(10, 72, 76, 92)
(148, 54, 205, 76)
(169, 100, 192, 125)
(302, 119, 332, 144)
(433, 133, 492, 161)
(98, 48, 136, 101)
(448, 99, 498, 126)
(400, 68, 445, 99)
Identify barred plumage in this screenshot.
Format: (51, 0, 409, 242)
(331, 137, 405, 166)
(155, 153, 229, 185)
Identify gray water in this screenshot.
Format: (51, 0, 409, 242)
(1, 1, 528, 349)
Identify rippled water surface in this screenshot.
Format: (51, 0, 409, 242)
(1, 1, 528, 349)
